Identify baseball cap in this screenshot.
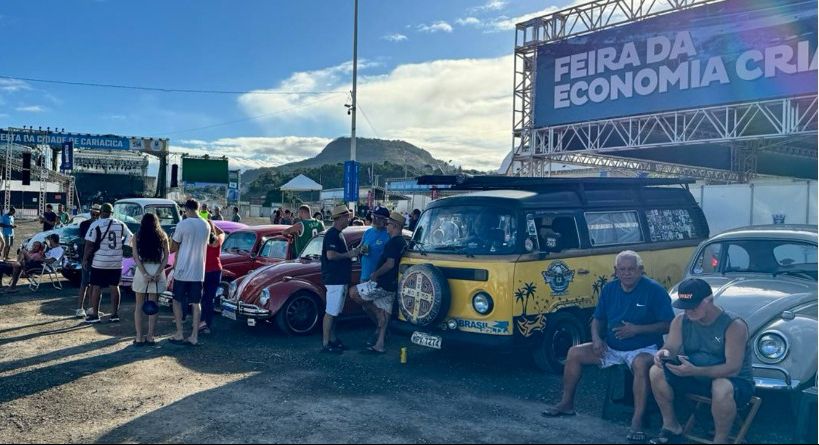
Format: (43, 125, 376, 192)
(673, 278, 713, 309)
(90, 204, 102, 213)
(388, 211, 405, 226)
(100, 203, 113, 214)
(373, 207, 390, 219)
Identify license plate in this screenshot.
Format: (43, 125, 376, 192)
(158, 297, 171, 307)
(411, 331, 442, 349)
(222, 306, 237, 320)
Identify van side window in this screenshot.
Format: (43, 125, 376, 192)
(536, 214, 579, 252)
(585, 211, 642, 246)
(644, 209, 699, 242)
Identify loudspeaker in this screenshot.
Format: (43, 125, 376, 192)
(22, 169, 30, 185)
(170, 164, 179, 188)
(22, 152, 31, 169)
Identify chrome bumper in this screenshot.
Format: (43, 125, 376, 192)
(220, 298, 272, 320)
(159, 291, 173, 307)
(753, 364, 801, 391)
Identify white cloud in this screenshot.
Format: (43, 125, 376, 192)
(485, 7, 559, 31)
(16, 105, 45, 113)
(171, 136, 333, 171)
(456, 17, 482, 27)
(417, 21, 453, 33)
(0, 78, 31, 92)
(238, 56, 515, 171)
(382, 33, 408, 42)
(473, 0, 506, 12)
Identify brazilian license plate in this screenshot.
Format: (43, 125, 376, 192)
(221, 306, 237, 321)
(411, 331, 442, 349)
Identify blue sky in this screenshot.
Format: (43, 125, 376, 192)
(0, 0, 565, 171)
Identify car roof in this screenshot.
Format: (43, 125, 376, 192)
(115, 198, 178, 206)
(710, 224, 818, 242)
(234, 224, 290, 234)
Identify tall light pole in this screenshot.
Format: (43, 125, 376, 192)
(348, 0, 359, 212)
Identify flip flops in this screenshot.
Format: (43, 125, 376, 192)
(541, 407, 577, 417)
(168, 338, 187, 345)
(648, 428, 685, 444)
(361, 346, 386, 355)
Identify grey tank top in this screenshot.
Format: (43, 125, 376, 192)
(682, 310, 754, 384)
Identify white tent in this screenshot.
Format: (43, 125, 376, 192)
(280, 174, 323, 191)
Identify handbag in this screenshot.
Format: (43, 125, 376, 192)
(141, 276, 161, 316)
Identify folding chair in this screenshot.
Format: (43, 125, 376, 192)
(682, 393, 762, 444)
(25, 255, 64, 291)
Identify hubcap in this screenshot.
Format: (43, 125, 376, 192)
(286, 296, 318, 333)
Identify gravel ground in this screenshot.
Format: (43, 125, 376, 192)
(0, 218, 812, 444)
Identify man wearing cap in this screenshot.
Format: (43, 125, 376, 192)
(347, 207, 390, 342)
(648, 278, 753, 445)
(319, 204, 359, 353)
(543, 251, 674, 444)
(349, 211, 407, 353)
(0, 206, 16, 260)
(75, 204, 100, 318)
(283, 205, 325, 256)
(83, 203, 133, 323)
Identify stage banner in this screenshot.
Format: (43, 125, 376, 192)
(533, 0, 818, 127)
(60, 141, 73, 171)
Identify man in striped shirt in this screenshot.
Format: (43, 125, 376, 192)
(83, 203, 133, 324)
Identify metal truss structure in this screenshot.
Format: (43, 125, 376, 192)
(509, 0, 818, 182)
(2, 140, 73, 214)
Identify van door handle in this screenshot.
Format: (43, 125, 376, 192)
(577, 268, 590, 275)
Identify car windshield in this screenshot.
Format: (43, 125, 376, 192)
(145, 205, 180, 225)
(222, 231, 257, 254)
(113, 203, 143, 224)
(411, 206, 518, 255)
(692, 239, 817, 280)
(259, 239, 289, 259)
(300, 236, 323, 259)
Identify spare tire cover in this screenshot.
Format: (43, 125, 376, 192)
(398, 264, 450, 327)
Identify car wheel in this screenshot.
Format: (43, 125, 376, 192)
(275, 292, 321, 335)
(532, 311, 587, 374)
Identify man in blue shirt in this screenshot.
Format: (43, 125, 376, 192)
(543, 250, 674, 443)
(351, 207, 391, 339)
(0, 207, 16, 260)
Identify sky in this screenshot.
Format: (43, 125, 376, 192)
(0, 0, 571, 172)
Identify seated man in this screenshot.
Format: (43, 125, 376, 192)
(648, 278, 754, 445)
(464, 211, 500, 251)
(3, 234, 64, 292)
(543, 250, 674, 444)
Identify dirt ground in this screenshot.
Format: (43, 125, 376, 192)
(0, 218, 812, 444)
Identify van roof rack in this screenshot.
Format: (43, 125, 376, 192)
(416, 175, 694, 191)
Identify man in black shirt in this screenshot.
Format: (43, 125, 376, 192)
(75, 204, 100, 318)
(349, 211, 407, 353)
(320, 205, 359, 354)
(40, 204, 58, 232)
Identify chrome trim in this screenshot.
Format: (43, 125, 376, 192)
(753, 363, 793, 386)
(754, 330, 790, 364)
(220, 299, 271, 319)
(754, 376, 801, 391)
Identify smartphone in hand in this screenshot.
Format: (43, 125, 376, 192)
(661, 355, 683, 366)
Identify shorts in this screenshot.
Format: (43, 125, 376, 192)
(173, 280, 203, 305)
(80, 266, 92, 288)
(325, 285, 348, 317)
(90, 268, 122, 287)
(663, 366, 754, 407)
(132, 262, 168, 294)
(601, 345, 658, 370)
(355, 281, 396, 314)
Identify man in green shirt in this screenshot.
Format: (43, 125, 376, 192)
(58, 204, 70, 226)
(283, 205, 325, 256)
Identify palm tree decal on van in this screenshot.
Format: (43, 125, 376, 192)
(591, 275, 609, 299)
(515, 282, 547, 337)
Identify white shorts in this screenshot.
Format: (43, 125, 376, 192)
(601, 345, 658, 370)
(355, 281, 396, 315)
(325, 285, 348, 317)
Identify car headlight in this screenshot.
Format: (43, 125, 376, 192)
(472, 292, 493, 315)
(755, 331, 789, 363)
(259, 288, 271, 306)
(228, 281, 238, 299)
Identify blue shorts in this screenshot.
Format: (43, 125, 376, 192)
(663, 366, 754, 407)
(173, 280, 203, 305)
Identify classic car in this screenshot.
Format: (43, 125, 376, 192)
(670, 224, 817, 399)
(157, 224, 292, 308)
(122, 219, 247, 297)
(220, 226, 412, 335)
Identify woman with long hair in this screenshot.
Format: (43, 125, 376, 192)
(200, 220, 225, 334)
(131, 213, 169, 345)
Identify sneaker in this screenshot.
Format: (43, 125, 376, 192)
(109, 313, 120, 323)
(75, 308, 86, 318)
(83, 315, 100, 324)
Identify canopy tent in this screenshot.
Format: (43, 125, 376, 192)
(280, 174, 322, 191)
(278, 174, 323, 211)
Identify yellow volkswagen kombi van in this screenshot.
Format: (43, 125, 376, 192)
(394, 176, 709, 372)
